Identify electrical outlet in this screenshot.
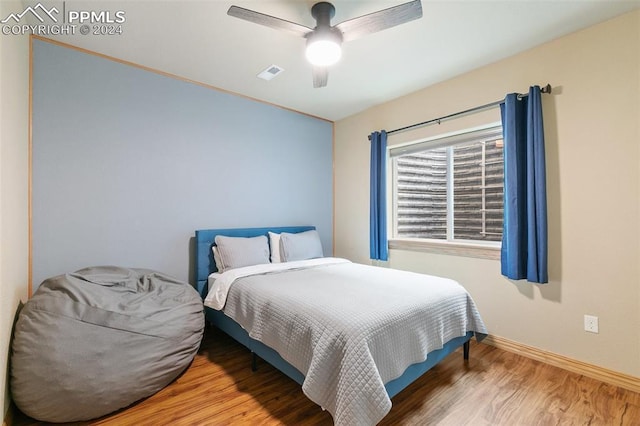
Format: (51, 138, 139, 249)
(584, 315, 599, 333)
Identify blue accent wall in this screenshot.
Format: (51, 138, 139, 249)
(32, 39, 333, 290)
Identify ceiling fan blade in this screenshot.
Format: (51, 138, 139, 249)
(312, 66, 328, 88)
(335, 0, 423, 42)
(227, 5, 312, 38)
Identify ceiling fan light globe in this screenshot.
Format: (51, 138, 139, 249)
(306, 39, 342, 66)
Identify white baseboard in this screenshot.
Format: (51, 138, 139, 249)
(481, 335, 640, 394)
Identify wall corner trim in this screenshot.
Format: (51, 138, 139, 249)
(482, 335, 640, 393)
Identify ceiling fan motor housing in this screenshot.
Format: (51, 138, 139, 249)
(308, 1, 343, 47)
(306, 1, 343, 67)
(306, 26, 343, 45)
(311, 2, 336, 27)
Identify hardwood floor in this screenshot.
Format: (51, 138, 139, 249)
(13, 327, 640, 425)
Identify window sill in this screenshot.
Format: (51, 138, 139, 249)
(388, 238, 500, 260)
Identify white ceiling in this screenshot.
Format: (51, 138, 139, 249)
(43, 0, 639, 121)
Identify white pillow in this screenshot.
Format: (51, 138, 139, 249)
(214, 235, 270, 273)
(268, 232, 282, 263)
(212, 246, 223, 272)
(279, 230, 323, 262)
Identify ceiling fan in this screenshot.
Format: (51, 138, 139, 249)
(227, 1, 423, 88)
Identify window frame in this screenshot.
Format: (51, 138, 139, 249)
(387, 123, 503, 260)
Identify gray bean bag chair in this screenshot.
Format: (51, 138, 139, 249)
(11, 266, 204, 423)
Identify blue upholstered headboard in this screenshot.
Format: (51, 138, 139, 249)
(194, 226, 316, 297)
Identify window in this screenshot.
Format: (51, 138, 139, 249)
(390, 125, 503, 256)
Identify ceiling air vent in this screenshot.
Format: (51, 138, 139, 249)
(257, 64, 285, 81)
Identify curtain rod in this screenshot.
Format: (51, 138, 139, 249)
(368, 83, 552, 140)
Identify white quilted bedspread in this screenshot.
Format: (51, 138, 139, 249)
(205, 258, 487, 425)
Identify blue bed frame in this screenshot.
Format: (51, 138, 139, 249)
(195, 226, 472, 400)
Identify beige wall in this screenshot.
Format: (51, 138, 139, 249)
(335, 10, 640, 377)
(0, 1, 31, 419)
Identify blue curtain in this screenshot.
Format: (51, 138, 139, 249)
(500, 86, 548, 283)
(370, 131, 388, 261)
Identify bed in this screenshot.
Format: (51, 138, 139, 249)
(195, 226, 487, 425)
